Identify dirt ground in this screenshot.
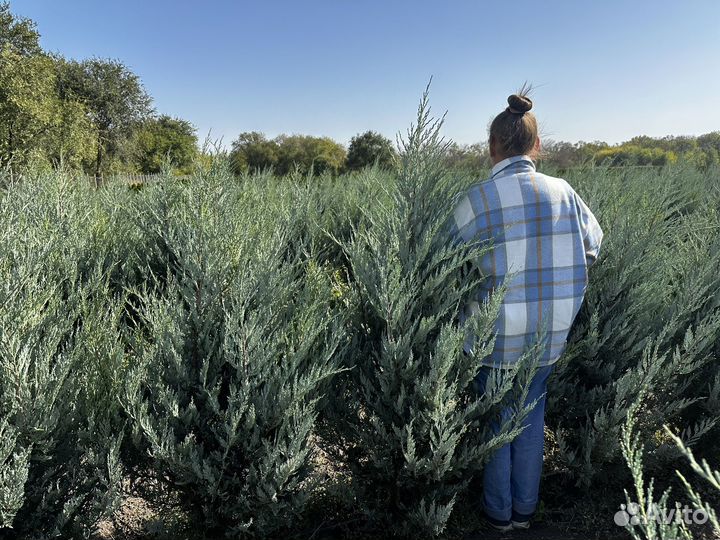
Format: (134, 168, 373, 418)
(93, 488, 635, 540)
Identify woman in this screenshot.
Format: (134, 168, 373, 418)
(450, 89, 603, 531)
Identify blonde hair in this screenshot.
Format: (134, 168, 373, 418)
(489, 83, 539, 159)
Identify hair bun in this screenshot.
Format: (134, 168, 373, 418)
(507, 94, 533, 114)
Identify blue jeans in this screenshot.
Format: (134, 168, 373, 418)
(474, 364, 553, 521)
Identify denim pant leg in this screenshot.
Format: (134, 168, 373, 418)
(474, 364, 553, 522)
(510, 364, 553, 516)
(474, 366, 513, 521)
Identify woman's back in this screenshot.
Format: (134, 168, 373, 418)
(452, 154, 602, 367)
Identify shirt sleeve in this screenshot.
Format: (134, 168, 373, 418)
(574, 192, 603, 266)
(447, 192, 467, 248)
(447, 195, 472, 284)
(447, 217, 464, 248)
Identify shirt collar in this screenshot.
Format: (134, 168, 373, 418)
(490, 155, 536, 179)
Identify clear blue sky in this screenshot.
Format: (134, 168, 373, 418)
(10, 0, 720, 147)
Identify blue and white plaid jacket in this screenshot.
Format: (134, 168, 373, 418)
(450, 155, 603, 367)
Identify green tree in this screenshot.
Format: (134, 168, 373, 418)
(0, 2, 41, 56)
(697, 131, 720, 153)
(0, 52, 97, 173)
(593, 145, 676, 166)
(275, 134, 346, 176)
(44, 90, 98, 171)
(310, 135, 347, 175)
(229, 131, 279, 174)
(0, 47, 59, 170)
(443, 141, 488, 175)
(537, 140, 583, 169)
(0, 6, 96, 173)
(58, 58, 153, 177)
(132, 115, 198, 174)
(346, 130, 396, 171)
(43, 55, 98, 171)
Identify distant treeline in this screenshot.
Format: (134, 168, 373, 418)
(442, 134, 720, 174)
(2, 3, 718, 179)
(230, 131, 720, 177)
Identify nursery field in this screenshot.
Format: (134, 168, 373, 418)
(1, 109, 720, 540)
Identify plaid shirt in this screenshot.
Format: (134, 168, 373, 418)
(449, 155, 603, 367)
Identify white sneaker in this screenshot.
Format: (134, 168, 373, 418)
(511, 519, 531, 530)
(489, 521, 514, 533)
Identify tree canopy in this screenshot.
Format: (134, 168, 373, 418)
(58, 58, 153, 175)
(346, 130, 396, 171)
(132, 115, 198, 174)
(230, 131, 278, 174)
(0, 3, 197, 177)
(0, 2, 41, 56)
(230, 132, 346, 176)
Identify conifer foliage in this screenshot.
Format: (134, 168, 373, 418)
(121, 167, 347, 537)
(0, 174, 124, 538)
(620, 393, 720, 540)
